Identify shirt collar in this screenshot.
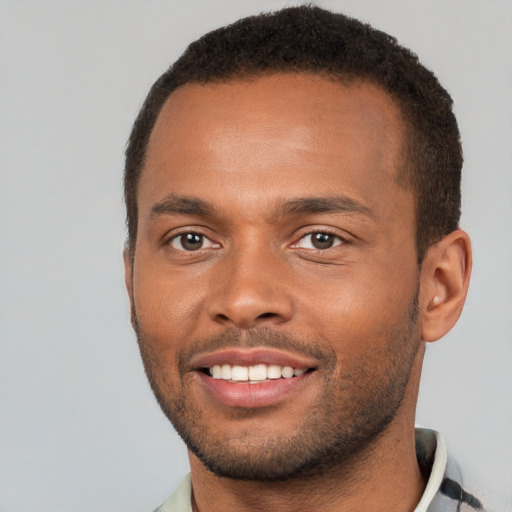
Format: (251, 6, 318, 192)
(414, 428, 485, 512)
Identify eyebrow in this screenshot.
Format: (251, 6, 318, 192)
(280, 196, 374, 219)
(151, 194, 216, 218)
(150, 194, 374, 221)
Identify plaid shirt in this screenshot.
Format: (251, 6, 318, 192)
(154, 428, 486, 512)
(415, 429, 486, 512)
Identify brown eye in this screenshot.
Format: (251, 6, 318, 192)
(170, 232, 208, 251)
(311, 233, 335, 249)
(295, 232, 344, 250)
(181, 233, 203, 250)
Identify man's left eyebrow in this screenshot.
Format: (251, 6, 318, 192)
(150, 194, 216, 218)
(280, 196, 374, 218)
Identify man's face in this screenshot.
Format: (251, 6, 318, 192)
(127, 74, 423, 480)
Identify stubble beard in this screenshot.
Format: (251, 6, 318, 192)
(133, 292, 421, 482)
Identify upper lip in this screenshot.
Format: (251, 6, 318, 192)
(188, 348, 319, 371)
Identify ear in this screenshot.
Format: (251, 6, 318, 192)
(123, 244, 133, 298)
(419, 229, 472, 343)
(123, 244, 137, 330)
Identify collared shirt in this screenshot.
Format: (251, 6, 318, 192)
(154, 428, 485, 512)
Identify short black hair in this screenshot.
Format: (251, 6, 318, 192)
(125, 5, 462, 259)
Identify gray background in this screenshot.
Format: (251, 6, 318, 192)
(0, 1, 510, 511)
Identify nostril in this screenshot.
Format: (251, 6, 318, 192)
(257, 312, 278, 319)
(210, 294, 293, 327)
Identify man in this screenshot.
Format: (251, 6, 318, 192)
(123, 6, 483, 512)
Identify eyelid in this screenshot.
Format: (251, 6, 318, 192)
(170, 234, 216, 251)
(290, 227, 351, 249)
(164, 227, 221, 251)
(294, 234, 344, 250)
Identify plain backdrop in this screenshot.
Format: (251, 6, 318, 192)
(0, 1, 511, 511)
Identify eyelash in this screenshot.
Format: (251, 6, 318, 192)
(165, 228, 348, 253)
(291, 228, 349, 251)
(166, 231, 219, 252)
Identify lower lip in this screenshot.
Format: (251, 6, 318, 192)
(195, 371, 312, 408)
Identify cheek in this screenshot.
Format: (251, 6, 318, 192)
(295, 262, 418, 352)
(132, 261, 205, 344)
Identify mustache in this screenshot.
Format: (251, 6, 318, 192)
(178, 328, 337, 375)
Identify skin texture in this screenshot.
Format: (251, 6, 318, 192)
(124, 74, 471, 512)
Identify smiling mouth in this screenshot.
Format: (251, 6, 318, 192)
(203, 363, 312, 383)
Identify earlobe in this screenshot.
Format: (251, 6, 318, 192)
(420, 229, 472, 342)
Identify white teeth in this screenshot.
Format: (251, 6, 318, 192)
(231, 365, 249, 381)
(208, 363, 308, 382)
(281, 366, 294, 378)
(221, 364, 232, 380)
(267, 365, 282, 379)
(248, 364, 267, 381)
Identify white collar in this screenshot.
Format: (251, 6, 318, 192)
(413, 429, 448, 512)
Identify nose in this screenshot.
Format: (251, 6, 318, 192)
(207, 244, 294, 329)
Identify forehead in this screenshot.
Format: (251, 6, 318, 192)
(140, 73, 411, 223)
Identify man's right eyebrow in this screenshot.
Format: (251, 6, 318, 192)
(150, 194, 215, 218)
